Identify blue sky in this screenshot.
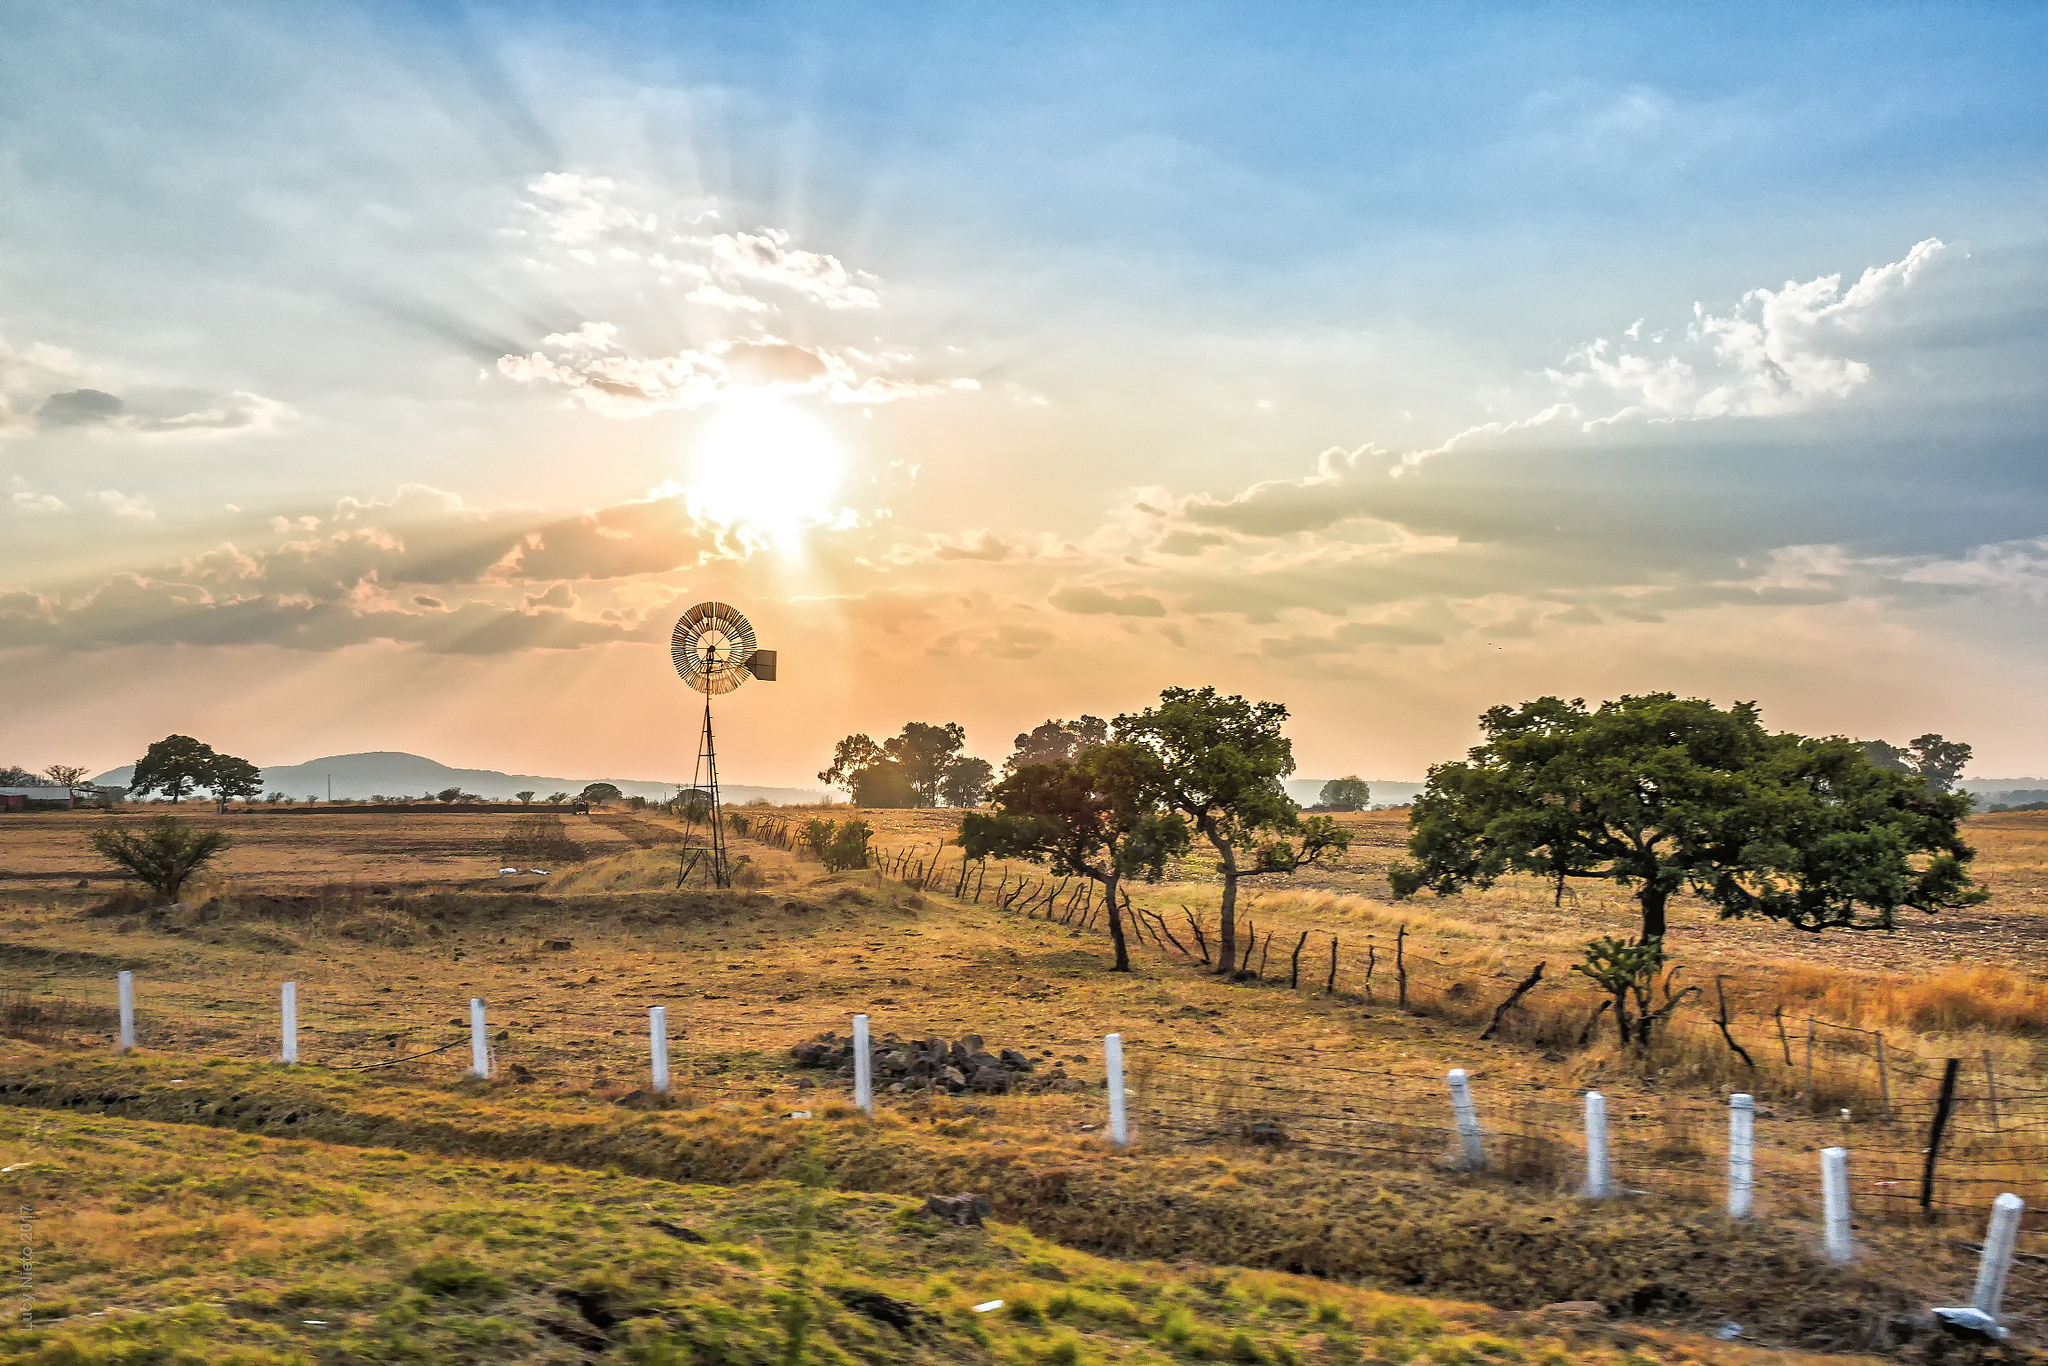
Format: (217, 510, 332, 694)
(2, 3, 2045, 783)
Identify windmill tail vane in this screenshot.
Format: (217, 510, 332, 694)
(669, 602, 775, 889)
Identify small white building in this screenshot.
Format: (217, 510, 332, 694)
(0, 786, 85, 812)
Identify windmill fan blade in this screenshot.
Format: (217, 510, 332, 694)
(671, 601, 759, 695)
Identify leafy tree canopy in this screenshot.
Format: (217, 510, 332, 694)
(578, 782, 622, 805)
(129, 734, 218, 803)
(940, 756, 995, 808)
(202, 754, 263, 809)
(42, 764, 91, 788)
(1859, 733, 1972, 794)
(851, 763, 917, 809)
(958, 744, 1189, 971)
(1114, 687, 1347, 974)
(820, 722, 986, 809)
(1317, 776, 1372, 811)
(1390, 694, 1988, 939)
(1004, 716, 1108, 774)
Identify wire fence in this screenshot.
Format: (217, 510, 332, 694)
(7, 812, 2045, 1315)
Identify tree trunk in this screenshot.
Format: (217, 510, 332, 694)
(1639, 884, 1669, 940)
(1212, 828, 1239, 975)
(1104, 873, 1130, 971)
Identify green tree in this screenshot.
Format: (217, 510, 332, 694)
(958, 744, 1189, 972)
(42, 764, 90, 788)
(201, 754, 263, 812)
(818, 734, 886, 799)
(578, 782, 621, 806)
(1318, 776, 1372, 811)
(940, 755, 995, 808)
(128, 734, 217, 804)
(883, 721, 968, 807)
(1004, 715, 1108, 774)
(514, 790, 536, 805)
(91, 816, 230, 902)
(1861, 733, 1973, 794)
(1391, 694, 1988, 940)
(1115, 687, 1349, 976)
(850, 763, 917, 808)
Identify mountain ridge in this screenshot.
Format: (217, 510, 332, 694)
(89, 750, 823, 806)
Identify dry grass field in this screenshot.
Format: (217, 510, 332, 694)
(3, 801, 2047, 1362)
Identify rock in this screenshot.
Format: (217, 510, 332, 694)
(544, 939, 572, 951)
(940, 1065, 968, 1092)
(1932, 1307, 2008, 1344)
(887, 1082, 906, 1094)
(999, 1048, 1035, 1071)
(1242, 1119, 1287, 1146)
(923, 1193, 990, 1227)
(649, 1220, 708, 1243)
(794, 1077, 815, 1090)
(969, 1067, 1010, 1093)
(836, 1287, 925, 1332)
(1535, 1301, 1606, 1324)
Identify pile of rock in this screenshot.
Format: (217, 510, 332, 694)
(789, 1031, 1075, 1094)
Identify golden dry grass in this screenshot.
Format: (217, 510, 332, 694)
(5, 802, 2048, 1357)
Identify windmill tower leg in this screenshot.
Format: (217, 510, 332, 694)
(700, 693, 729, 888)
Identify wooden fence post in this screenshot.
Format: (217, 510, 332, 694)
(1921, 1058, 1961, 1223)
(1983, 1050, 2001, 1133)
(1804, 1017, 1817, 1109)
(1874, 1033, 1891, 1122)
(1774, 1006, 1793, 1066)
(1396, 924, 1409, 1008)
(1326, 936, 1337, 993)
(1289, 931, 1308, 989)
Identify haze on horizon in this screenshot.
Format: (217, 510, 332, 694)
(3, 4, 2046, 789)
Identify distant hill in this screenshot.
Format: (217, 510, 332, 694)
(91, 750, 823, 806)
(1285, 778, 1422, 808)
(1962, 778, 2048, 804)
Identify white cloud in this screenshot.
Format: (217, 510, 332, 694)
(1555, 237, 1946, 424)
(94, 490, 155, 520)
(685, 283, 772, 313)
(497, 327, 972, 416)
(8, 477, 67, 514)
(0, 330, 292, 442)
(707, 228, 880, 309)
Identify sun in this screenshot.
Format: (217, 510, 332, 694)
(686, 398, 846, 548)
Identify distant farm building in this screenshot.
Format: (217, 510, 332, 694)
(0, 786, 87, 812)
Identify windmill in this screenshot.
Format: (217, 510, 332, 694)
(670, 601, 777, 888)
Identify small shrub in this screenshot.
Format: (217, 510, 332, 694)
(407, 1256, 506, 1303)
(91, 816, 229, 902)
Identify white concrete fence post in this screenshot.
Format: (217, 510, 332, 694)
(1584, 1090, 1612, 1198)
(852, 1013, 873, 1116)
(1104, 1033, 1129, 1147)
(469, 998, 490, 1078)
(1972, 1193, 2026, 1320)
(1728, 1094, 1755, 1219)
(1821, 1146, 1853, 1264)
(649, 1006, 670, 1094)
(1446, 1068, 1484, 1169)
(117, 971, 135, 1053)
(281, 981, 298, 1064)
